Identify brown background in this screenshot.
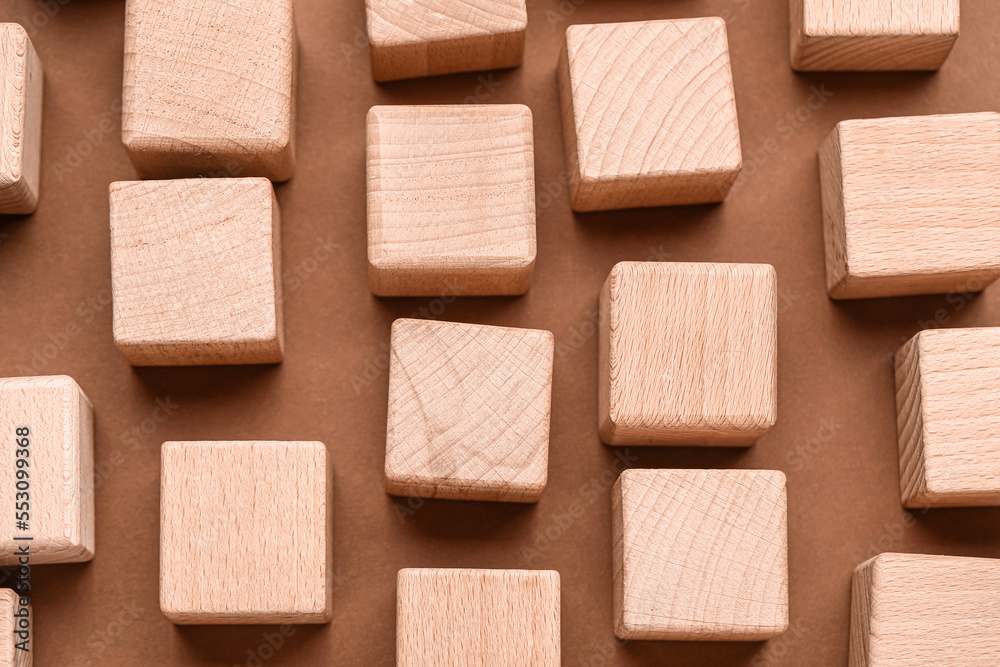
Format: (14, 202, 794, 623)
(1, 0, 999, 665)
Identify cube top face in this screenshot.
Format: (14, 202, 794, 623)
(160, 441, 332, 624)
(385, 318, 553, 502)
(801, 0, 959, 37)
(600, 262, 777, 446)
(397, 568, 560, 667)
(0, 23, 43, 215)
(366, 0, 526, 48)
(0, 588, 29, 667)
(613, 469, 788, 640)
(367, 105, 536, 296)
(109, 177, 283, 366)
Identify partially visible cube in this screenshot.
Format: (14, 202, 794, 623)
(397, 569, 559, 667)
(160, 441, 333, 624)
(0, 24, 43, 214)
(122, 0, 297, 181)
(385, 318, 553, 502)
(367, 105, 535, 296)
(110, 178, 284, 366)
(558, 18, 742, 211)
(0, 375, 94, 565)
(819, 113, 1000, 299)
(365, 0, 526, 81)
(599, 262, 777, 446)
(0, 588, 30, 667)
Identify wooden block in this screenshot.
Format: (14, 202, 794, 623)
(109, 177, 284, 366)
(820, 112, 1000, 299)
(397, 568, 559, 666)
(0, 589, 30, 667)
(613, 469, 788, 640)
(160, 441, 332, 624)
(894, 327, 1000, 507)
(791, 0, 959, 71)
(0, 375, 94, 565)
(385, 318, 553, 502)
(0, 24, 43, 215)
(850, 553, 1000, 666)
(365, 0, 526, 82)
(367, 105, 535, 297)
(557, 18, 742, 211)
(599, 261, 777, 446)
(122, 0, 297, 181)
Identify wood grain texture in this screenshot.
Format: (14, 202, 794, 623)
(160, 441, 333, 624)
(612, 469, 788, 640)
(109, 178, 284, 366)
(557, 18, 742, 212)
(0, 375, 94, 565)
(894, 327, 1000, 507)
(365, 0, 525, 81)
(385, 318, 553, 502)
(819, 112, 1000, 299)
(367, 105, 536, 297)
(397, 568, 559, 666)
(122, 0, 297, 181)
(849, 553, 1000, 666)
(791, 0, 959, 71)
(0, 23, 43, 215)
(599, 261, 777, 446)
(0, 589, 30, 667)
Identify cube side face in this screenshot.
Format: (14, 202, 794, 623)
(893, 333, 930, 507)
(847, 559, 875, 667)
(0, 24, 43, 215)
(0, 588, 30, 667)
(819, 125, 853, 298)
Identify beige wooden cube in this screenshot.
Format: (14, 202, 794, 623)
(397, 569, 559, 667)
(599, 262, 777, 446)
(109, 178, 284, 366)
(557, 18, 742, 211)
(365, 0, 526, 82)
(160, 441, 332, 624)
(0, 24, 43, 215)
(367, 105, 535, 297)
(613, 469, 788, 640)
(122, 0, 297, 181)
(820, 112, 1000, 299)
(850, 553, 1000, 666)
(0, 375, 94, 565)
(894, 327, 1000, 507)
(385, 318, 553, 502)
(0, 589, 30, 667)
(791, 0, 959, 71)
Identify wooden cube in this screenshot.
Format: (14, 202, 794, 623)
(791, 0, 958, 71)
(599, 262, 777, 446)
(0, 375, 94, 565)
(367, 105, 535, 297)
(613, 469, 788, 640)
(850, 553, 1000, 666)
(160, 441, 333, 624)
(365, 0, 526, 82)
(397, 569, 559, 666)
(122, 0, 297, 181)
(557, 18, 742, 211)
(0, 588, 30, 667)
(820, 113, 1000, 299)
(894, 327, 1000, 507)
(109, 178, 284, 366)
(0, 24, 43, 215)
(385, 318, 553, 502)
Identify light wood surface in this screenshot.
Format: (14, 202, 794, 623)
(397, 568, 560, 666)
(612, 469, 788, 640)
(367, 105, 536, 296)
(849, 553, 1000, 666)
(385, 318, 553, 502)
(0, 375, 94, 565)
(122, 0, 297, 181)
(109, 178, 284, 366)
(0, 589, 30, 667)
(599, 261, 777, 446)
(819, 112, 1000, 299)
(557, 18, 742, 212)
(366, 0, 526, 81)
(894, 327, 1000, 507)
(0, 23, 43, 215)
(160, 441, 333, 624)
(791, 0, 959, 71)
